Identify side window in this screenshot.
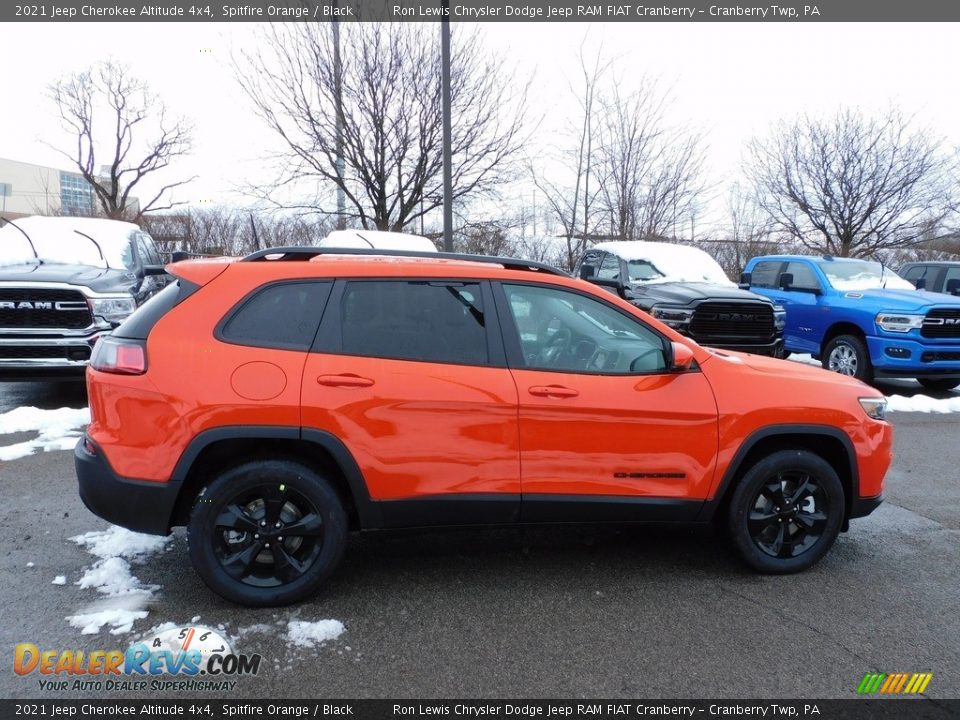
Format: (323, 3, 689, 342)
(750, 261, 782, 289)
(597, 253, 621, 280)
(944, 267, 960, 293)
(340, 281, 488, 365)
(219, 281, 332, 351)
(137, 232, 162, 265)
(502, 283, 667, 374)
(785, 261, 822, 291)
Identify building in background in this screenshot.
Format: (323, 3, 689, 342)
(0, 158, 137, 219)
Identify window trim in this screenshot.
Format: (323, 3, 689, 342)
(491, 280, 674, 377)
(310, 277, 507, 368)
(214, 279, 333, 352)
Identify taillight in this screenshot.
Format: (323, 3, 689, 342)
(90, 336, 147, 375)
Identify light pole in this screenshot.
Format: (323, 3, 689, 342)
(441, 1, 453, 251)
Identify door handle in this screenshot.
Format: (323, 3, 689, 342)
(528, 385, 579, 398)
(317, 374, 375, 388)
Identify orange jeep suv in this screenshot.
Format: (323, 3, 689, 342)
(75, 248, 892, 606)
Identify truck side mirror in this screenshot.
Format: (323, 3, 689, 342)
(171, 251, 189, 263)
(778, 272, 794, 290)
(579, 265, 596, 280)
(915, 277, 927, 290)
(738, 271, 752, 289)
(947, 278, 960, 296)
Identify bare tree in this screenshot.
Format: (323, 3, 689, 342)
(48, 61, 194, 221)
(531, 43, 609, 270)
(237, 23, 528, 231)
(722, 182, 779, 274)
(746, 108, 955, 257)
(597, 80, 706, 241)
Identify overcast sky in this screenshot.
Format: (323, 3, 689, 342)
(1, 22, 957, 232)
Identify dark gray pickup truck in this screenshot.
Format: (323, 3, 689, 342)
(574, 241, 786, 356)
(0, 216, 167, 378)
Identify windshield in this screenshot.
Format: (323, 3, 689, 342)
(615, 245, 734, 286)
(627, 260, 665, 282)
(816, 260, 914, 291)
(0, 223, 134, 270)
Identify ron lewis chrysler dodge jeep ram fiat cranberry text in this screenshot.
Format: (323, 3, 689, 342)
(75, 247, 892, 606)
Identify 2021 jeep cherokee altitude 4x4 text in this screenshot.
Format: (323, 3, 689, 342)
(76, 247, 892, 606)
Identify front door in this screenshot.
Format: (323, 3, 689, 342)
(496, 282, 719, 522)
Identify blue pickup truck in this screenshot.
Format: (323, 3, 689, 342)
(742, 254, 960, 391)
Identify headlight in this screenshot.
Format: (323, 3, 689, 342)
(876, 312, 924, 333)
(858, 397, 887, 420)
(773, 304, 786, 330)
(651, 306, 694, 327)
(89, 297, 136, 323)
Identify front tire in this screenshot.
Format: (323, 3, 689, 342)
(823, 334, 873, 383)
(188, 460, 348, 607)
(726, 450, 844, 574)
(918, 378, 960, 392)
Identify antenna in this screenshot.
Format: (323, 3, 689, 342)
(0, 216, 40, 261)
(73, 230, 106, 264)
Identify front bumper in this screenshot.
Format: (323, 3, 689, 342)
(75, 436, 180, 536)
(849, 494, 884, 520)
(695, 338, 783, 356)
(867, 335, 960, 379)
(0, 329, 111, 378)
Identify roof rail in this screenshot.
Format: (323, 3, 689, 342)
(240, 246, 568, 277)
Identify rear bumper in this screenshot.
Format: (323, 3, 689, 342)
(849, 494, 883, 520)
(75, 436, 180, 536)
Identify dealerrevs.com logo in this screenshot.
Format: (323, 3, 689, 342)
(13, 625, 262, 692)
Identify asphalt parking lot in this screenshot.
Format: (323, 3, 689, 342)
(1, 379, 959, 702)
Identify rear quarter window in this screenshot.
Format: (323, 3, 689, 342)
(218, 281, 332, 351)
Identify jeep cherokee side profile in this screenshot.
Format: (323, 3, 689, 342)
(76, 248, 892, 606)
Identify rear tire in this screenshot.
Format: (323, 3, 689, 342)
(188, 459, 348, 607)
(918, 378, 960, 392)
(823, 334, 873, 384)
(726, 450, 844, 574)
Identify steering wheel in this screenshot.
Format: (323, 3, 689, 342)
(629, 347, 664, 372)
(537, 326, 572, 367)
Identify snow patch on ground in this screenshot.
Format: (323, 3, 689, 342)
(789, 354, 822, 368)
(66, 526, 171, 635)
(0, 406, 90, 461)
(886, 394, 960, 413)
(52, 576, 66, 585)
(286, 619, 345, 648)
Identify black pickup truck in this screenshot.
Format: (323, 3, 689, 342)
(574, 241, 785, 356)
(0, 216, 168, 379)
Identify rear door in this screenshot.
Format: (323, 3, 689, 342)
(300, 278, 521, 526)
(494, 281, 719, 522)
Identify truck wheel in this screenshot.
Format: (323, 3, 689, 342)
(726, 450, 844, 574)
(823, 334, 873, 383)
(188, 460, 348, 607)
(918, 378, 960, 392)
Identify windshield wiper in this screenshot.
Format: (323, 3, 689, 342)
(0, 217, 40, 263)
(73, 230, 106, 265)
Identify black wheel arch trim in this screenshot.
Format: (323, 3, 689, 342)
(696, 424, 861, 523)
(169, 425, 382, 530)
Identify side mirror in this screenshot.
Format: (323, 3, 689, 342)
(913, 277, 927, 290)
(142, 264, 167, 277)
(738, 271, 752, 290)
(670, 342, 695, 372)
(588, 276, 628, 299)
(171, 251, 190, 263)
(579, 265, 596, 280)
(778, 272, 794, 290)
(947, 278, 960, 296)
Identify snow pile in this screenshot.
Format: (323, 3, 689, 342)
(51, 576, 66, 586)
(886, 394, 960, 414)
(0, 406, 90, 461)
(286, 619, 345, 648)
(66, 526, 171, 635)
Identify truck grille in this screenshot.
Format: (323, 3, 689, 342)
(689, 302, 775, 342)
(0, 289, 92, 329)
(0, 346, 91, 361)
(921, 309, 960, 339)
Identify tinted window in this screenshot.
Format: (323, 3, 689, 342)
(750, 261, 782, 289)
(340, 281, 488, 365)
(597, 253, 621, 280)
(577, 250, 602, 277)
(785, 261, 822, 291)
(220, 281, 332, 350)
(503, 283, 667, 374)
(944, 267, 960, 293)
(136, 232, 162, 265)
